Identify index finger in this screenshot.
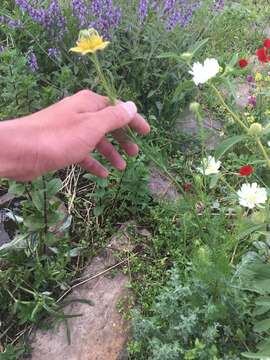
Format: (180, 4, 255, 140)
(129, 113, 151, 135)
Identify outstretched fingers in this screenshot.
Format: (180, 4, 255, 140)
(79, 156, 109, 178)
(96, 138, 126, 170)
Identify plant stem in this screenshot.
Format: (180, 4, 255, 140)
(256, 137, 270, 168)
(211, 83, 270, 169)
(91, 54, 116, 104)
(210, 84, 249, 131)
(42, 176, 48, 234)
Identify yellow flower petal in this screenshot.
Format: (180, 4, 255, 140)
(70, 28, 110, 55)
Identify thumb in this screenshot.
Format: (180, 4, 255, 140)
(89, 101, 137, 133)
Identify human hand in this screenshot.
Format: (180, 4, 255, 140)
(0, 90, 150, 181)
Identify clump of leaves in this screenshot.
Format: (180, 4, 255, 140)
(130, 249, 258, 359)
(237, 255, 270, 358)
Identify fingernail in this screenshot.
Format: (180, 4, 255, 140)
(122, 101, 137, 117)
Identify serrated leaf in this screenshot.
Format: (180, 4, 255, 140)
(214, 135, 247, 160)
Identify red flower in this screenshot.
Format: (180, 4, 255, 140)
(239, 58, 248, 68)
(256, 48, 269, 62)
(264, 38, 270, 48)
(239, 165, 254, 176)
(183, 183, 192, 192)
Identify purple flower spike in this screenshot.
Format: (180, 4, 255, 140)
(26, 50, 38, 72)
(247, 75, 254, 82)
(48, 47, 60, 59)
(248, 95, 256, 107)
(138, 0, 149, 23)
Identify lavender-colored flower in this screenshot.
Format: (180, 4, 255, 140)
(248, 95, 256, 107)
(26, 50, 39, 72)
(15, 0, 67, 39)
(48, 47, 61, 59)
(90, 0, 121, 39)
(0, 14, 22, 28)
(138, 0, 149, 22)
(0, 46, 5, 54)
(166, 9, 181, 31)
(247, 74, 254, 82)
(213, 0, 225, 12)
(71, 0, 89, 27)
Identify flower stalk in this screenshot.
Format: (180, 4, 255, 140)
(210, 84, 270, 169)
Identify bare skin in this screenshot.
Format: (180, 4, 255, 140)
(0, 90, 150, 181)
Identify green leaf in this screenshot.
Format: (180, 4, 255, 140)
(156, 52, 183, 61)
(189, 38, 209, 56)
(254, 318, 270, 332)
(214, 135, 247, 160)
(238, 224, 266, 240)
(93, 205, 105, 217)
(242, 352, 270, 359)
(46, 178, 62, 199)
(31, 190, 44, 213)
(209, 174, 220, 189)
(8, 181, 25, 196)
(228, 53, 239, 67)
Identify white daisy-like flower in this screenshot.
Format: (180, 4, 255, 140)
(198, 156, 221, 176)
(189, 58, 220, 86)
(237, 182, 267, 209)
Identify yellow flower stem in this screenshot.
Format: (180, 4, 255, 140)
(210, 84, 249, 131)
(255, 137, 270, 168)
(91, 53, 116, 104)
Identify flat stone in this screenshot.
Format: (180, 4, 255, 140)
(0, 223, 10, 246)
(175, 108, 223, 150)
(149, 167, 180, 201)
(0, 193, 15, 206)
(29, 223, 143, 360)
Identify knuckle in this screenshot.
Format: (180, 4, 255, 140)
(77, 89, 94, 100)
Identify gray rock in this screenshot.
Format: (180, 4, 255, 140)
(0, 223, 10, 246)
(0, 193, 15, 206)
(149, 167, 180, 201)
(29, 222, 148, 360)
(175, 108, 223, 150)
(234, 82, 251, 108)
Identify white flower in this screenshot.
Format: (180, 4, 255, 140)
(198, 156, 221, 175)
(189, 58, 220, 85)
(267, 141, 270, 147)
(237, 182, 267, 209)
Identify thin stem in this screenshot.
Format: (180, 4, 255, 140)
(91, 54, 116, 104)
(42, 176, 48, 234)
(256, 137, 270, 168)
(210, 84, 249, 131)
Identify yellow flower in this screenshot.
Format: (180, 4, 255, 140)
(255, 72, 263, 82)
(70, 29, 109, 55)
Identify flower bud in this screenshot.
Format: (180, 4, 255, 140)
(248, 122, 263, 136)
(189, 102, 200, 114)
(180, 52, 193, 62)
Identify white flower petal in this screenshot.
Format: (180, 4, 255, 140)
(237, 182, 267, 209)
(198, 156, 221, 175)
(190, 58, 219, 86)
